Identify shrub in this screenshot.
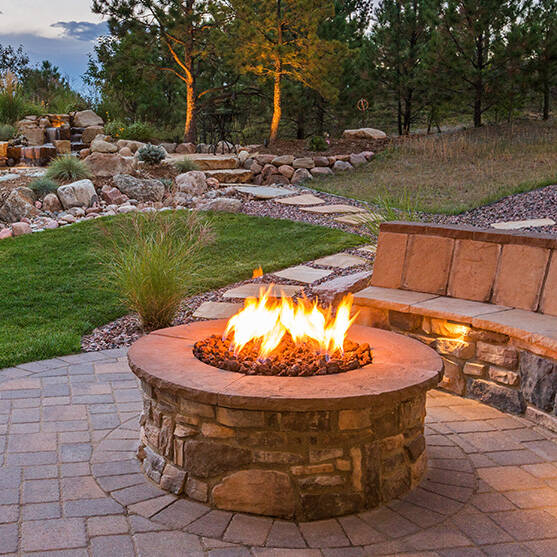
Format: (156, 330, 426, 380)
(99, 211, 213, 331)
(137, 143, 166, 165)
(46, 155, 92, 183)
(105, 119, 126, 139)
(29, 177, 59, 196)
(0, 123, 15, 140)
(307, 135, 328, 152)
(104, 120, 155, 142)
(174, 157, 200, 172)
(0, 93, 41, 124)
(126, 122, 155, 142)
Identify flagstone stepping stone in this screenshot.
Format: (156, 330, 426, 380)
(357, 244, 377, 255)
(491, 218, 555, 230)
(313, 270, 373, 303)
(222, 283, 302, 299)
(234, 186, 294, 199)
(313, 253, 369, 269)
(300, 204, 366, 214)
(193, 301, 243, 319)
(275, 193, 326, 206)
(0, 173, 19, 182)
(273, 265, 333, 284)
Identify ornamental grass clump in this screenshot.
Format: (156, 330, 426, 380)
(100, 211, 213, 331)
(46, 155, 92, 183)
(29, 177, 59, 196)
(174, 157, 200, 172)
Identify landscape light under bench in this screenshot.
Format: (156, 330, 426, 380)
(128, 287, 443, 520)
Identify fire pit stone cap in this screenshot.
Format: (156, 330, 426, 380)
(128, 320, 443, 411)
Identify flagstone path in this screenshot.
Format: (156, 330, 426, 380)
(1, 351, 557, 555)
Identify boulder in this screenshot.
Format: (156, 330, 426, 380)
(12, 221, 32, 236)
(197, 197, 242, 213)
(113, 174, 165, 202)
(310, 166, 333, 177)
(42, 193, 62, 213)
(272, 155, 294, 166)
(176, 142, 196, 154)
(250, 162, 263, 174)
(175, 171, 207, 196)
(206, 177, 220, 188)
(349, 153, 367, 166)
(265, 174, 290, 185)
(278, 165, 295, 179)
(342, 128, 387, 140)
(23, 127, 45, 146)
(91, 138, 118, 153)
(313, 156, 330, 167)
(100, 185, 128, 205)
(254, 154, 276, 165)
(81, 126, 105, 144)
(361, 151, 375, 160)
(53, 140, 71, 154)
(0, 227, 12, 239)
(0, 187, 36, 223)
(84, 153, 135, 177)
(160, 142, 176, 154)
(119, 147, 133, 157)
(291, 168, 313, 185)
(73, 110, 104, 128)
(238, 150, 250, 164)
(333, 160, 354, 172)
(293, 157, 315, 169)
(57, 179, 98, 209)
(79, 149, 91, 159)
(261, 163, 278, 179)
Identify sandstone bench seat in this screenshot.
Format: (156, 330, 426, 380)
(354, 286, 557, 360)
(351, 222, 557, 425)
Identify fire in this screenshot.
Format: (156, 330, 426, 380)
(223, 285, 357, 359)
(252, 266, 263, 278)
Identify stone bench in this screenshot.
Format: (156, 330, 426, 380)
(352, 222, 557, 430)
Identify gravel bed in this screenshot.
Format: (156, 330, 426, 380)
(432, 184, 557, 234)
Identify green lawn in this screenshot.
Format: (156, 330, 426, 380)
(0, 212, 365, 369)
(312, 120, 557, 214)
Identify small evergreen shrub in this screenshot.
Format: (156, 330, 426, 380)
(99, 211, 213, 331)
(29, 177, 59, 196)
(137, 143, 166, 165)
(46, 155, 92, 183)
(0, 123, 15, 140)
(174, 157, 200, 172)
(307, 135, 328, 152)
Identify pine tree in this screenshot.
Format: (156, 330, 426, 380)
(92, 0, 219, 141)
(221, 0, 346, 142)
(436, 0, 530, 127)
(526, 0, 557, 120)
(372, 0, 437, 135)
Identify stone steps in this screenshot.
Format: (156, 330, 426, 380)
(204, 168, 253, 183)
(186, 154, 239, 170)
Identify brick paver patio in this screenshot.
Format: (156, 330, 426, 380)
(1, 349, 557, 556)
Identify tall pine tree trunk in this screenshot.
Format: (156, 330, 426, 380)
(543, 74, 550, 121)
(185, 80, 196, 142)
(270, 64, 282, 143)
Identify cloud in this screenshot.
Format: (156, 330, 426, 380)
(51, 20, 108, 41)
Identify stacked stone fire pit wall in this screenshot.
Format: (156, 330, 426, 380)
(353, 222, 557, 431)
(128, 320, 442, 521)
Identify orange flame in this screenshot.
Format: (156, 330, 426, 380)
(223, 285, 357, 359)
(252, 266, 263, 278)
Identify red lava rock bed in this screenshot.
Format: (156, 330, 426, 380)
(193, 333, 373, 376)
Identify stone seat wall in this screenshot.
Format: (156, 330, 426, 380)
(352, 222, 557, 431)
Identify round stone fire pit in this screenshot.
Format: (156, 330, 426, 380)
(128, 320, 442, 521)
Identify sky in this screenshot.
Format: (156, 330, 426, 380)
(0, 0, 107, 91)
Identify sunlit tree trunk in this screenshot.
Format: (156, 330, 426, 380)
(185, 79, 196, 142)
(270, 63, 282, 143)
